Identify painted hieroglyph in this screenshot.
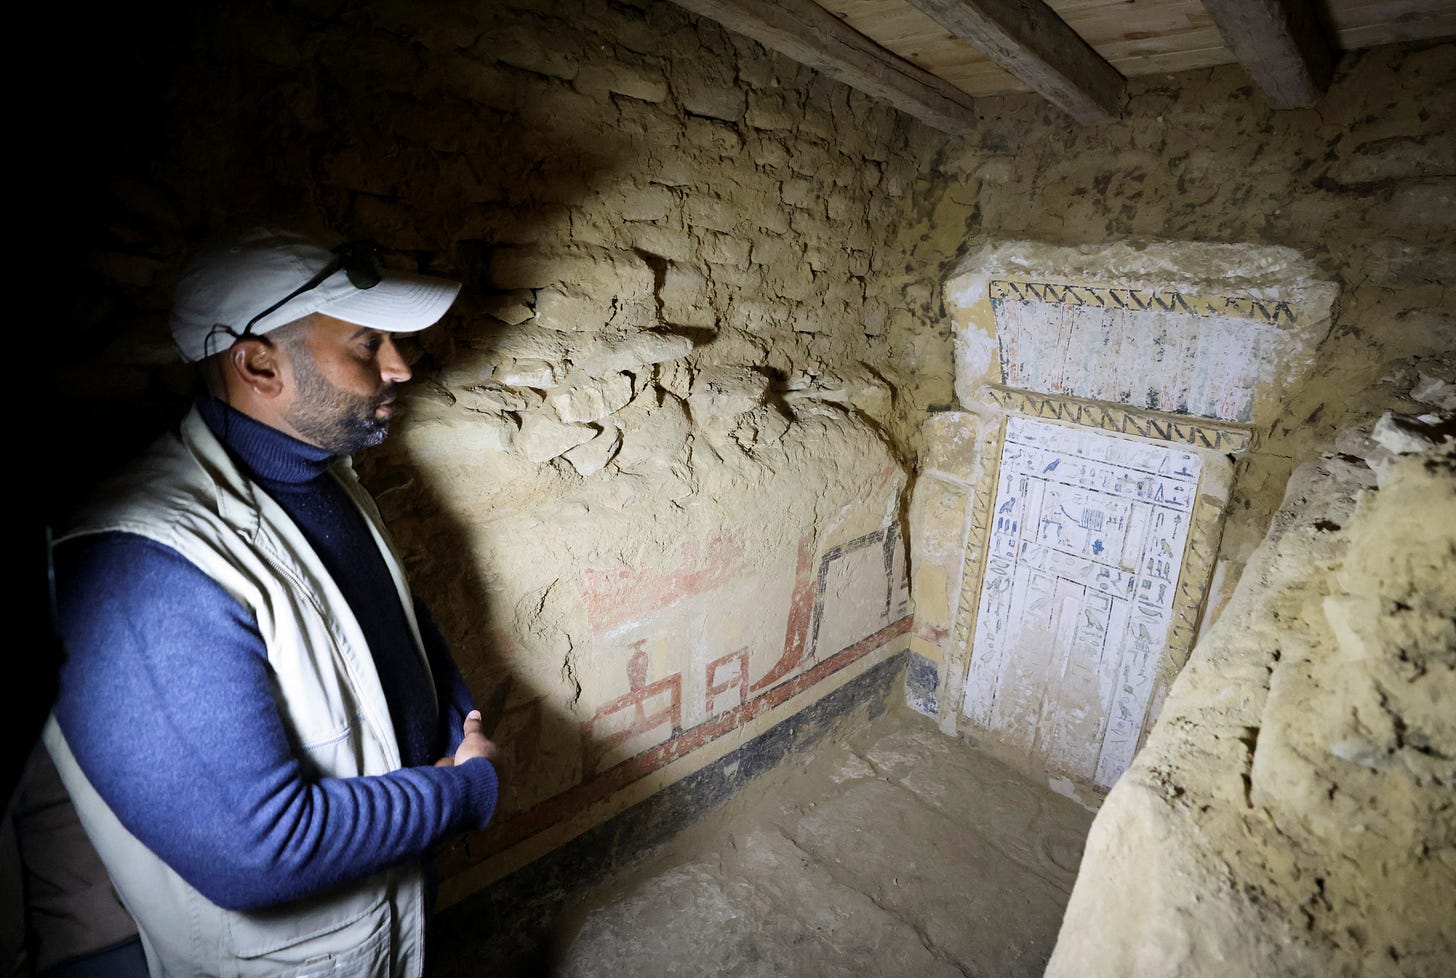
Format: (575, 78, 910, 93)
(989, 281, 1300, 424)
(962, 416, 1202, 789)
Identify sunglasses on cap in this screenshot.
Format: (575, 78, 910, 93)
(205, 240, 384, 354)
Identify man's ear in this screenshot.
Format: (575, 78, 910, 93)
(226, 337, 286, 398)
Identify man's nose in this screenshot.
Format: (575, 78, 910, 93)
(379, 336, 412, 383)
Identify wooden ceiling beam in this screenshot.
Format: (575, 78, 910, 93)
(1201, 0, 1334, 108)
(902, 0, 1127, 125)
(666, 0, 980, 135)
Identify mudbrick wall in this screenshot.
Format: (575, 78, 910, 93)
(31, 0, 1454, 959)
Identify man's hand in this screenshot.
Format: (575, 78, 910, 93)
(434, 710, 499, 767)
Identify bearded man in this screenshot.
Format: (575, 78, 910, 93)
(38, 226, 500, 978)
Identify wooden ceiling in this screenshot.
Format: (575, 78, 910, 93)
(667, 0, 1456, 130)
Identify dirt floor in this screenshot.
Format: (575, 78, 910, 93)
(464, 701, 1095, 978)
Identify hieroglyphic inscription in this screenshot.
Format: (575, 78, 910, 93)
(580, 642, 683, 779)
(962, 416, 1202, 789)
(989, 280, 1301, 424)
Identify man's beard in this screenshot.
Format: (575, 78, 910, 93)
(285, 350, 397, 456)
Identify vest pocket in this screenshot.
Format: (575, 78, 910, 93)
(228, 893, 392, 978)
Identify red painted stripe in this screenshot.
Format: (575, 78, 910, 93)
(438, 615, 913, 878)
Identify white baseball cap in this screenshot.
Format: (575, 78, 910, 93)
(169, 225, 462, 362)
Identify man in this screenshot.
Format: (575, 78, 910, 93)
(41, 225, 500, 977)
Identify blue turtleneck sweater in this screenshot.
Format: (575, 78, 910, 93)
(50, 393, 497, 911)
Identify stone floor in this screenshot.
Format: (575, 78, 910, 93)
(437, 701, 1095, 978)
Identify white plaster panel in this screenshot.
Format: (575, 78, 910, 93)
(962, 417, 1201, 788)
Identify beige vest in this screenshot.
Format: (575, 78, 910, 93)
(45, 407, 432, 978)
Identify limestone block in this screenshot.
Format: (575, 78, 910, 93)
(684, 116, 742, 155)
(1412, 372, 1456, 410)
(848, 375, 893, 419)
(1371, 410, 1452, 455)
(489, 248, 574, 290)
(480, 290, 534, 326)
(1387, 179, 1456, 229)
(628, 225, 695, 262)
(745, 90, 794, 131)
(909, 475, 973, 565)
(650, 159, 695, 188)
(614, 388, 691, 468)
(786, 141, 830, 178)
(1324, 134, 1452, 186)
(688, 365, 769, 421)
(700, 233, 750, 268)
(908, 473, 973, 648)
(535, 286, 614, 333)
(780, 178, 818, 210)
(440, 59, 521, 111)
(480, 327, 571, 367)
(788, 207, 830, 238)
(781, 371, 890, 418)
(730, 404, 790, 450)
(749, 236, 799, 269)
(573, 331, 695, 378)
(564, 426, 622, 477)
(750, 135, 789, 170)
(385, 5, 479, 51)
(1046, 413, 1456, 978)
(911, 562, 951, 636)
(401, 410, 516, 466)
(548, 373, 634, 423)
(1316, 453, 1378, 490)
(729, 300, 787, 335)
(919, 412, 983, 483)
(709, 261, 762, 290)
(673, 62, 742, 122)
(832, 190, 861, 224)
(769, 263, 815, 302)
(684, 196, 738, 234)
(826, 277, 865, 306)
(656, 358, 694, 400)
(620, 185, 676, 223)
(573, 59, 668, 103)
(517, 412, 597, 463)
(660, 264, 715, 329)
(488, 248, 653, 300)
(493, 24, 582, 81)
(569, 211, 613, 249)
(803, 242, 831, 273)
(460, 383, 533, 414)
(461, 411, 517, 454)
(788, 304, 830, 335)
(754, 206, 790, 236)
(426, 356, 492, 391)
(862, 301, 888, 337)
(495, 358, 561, 389)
